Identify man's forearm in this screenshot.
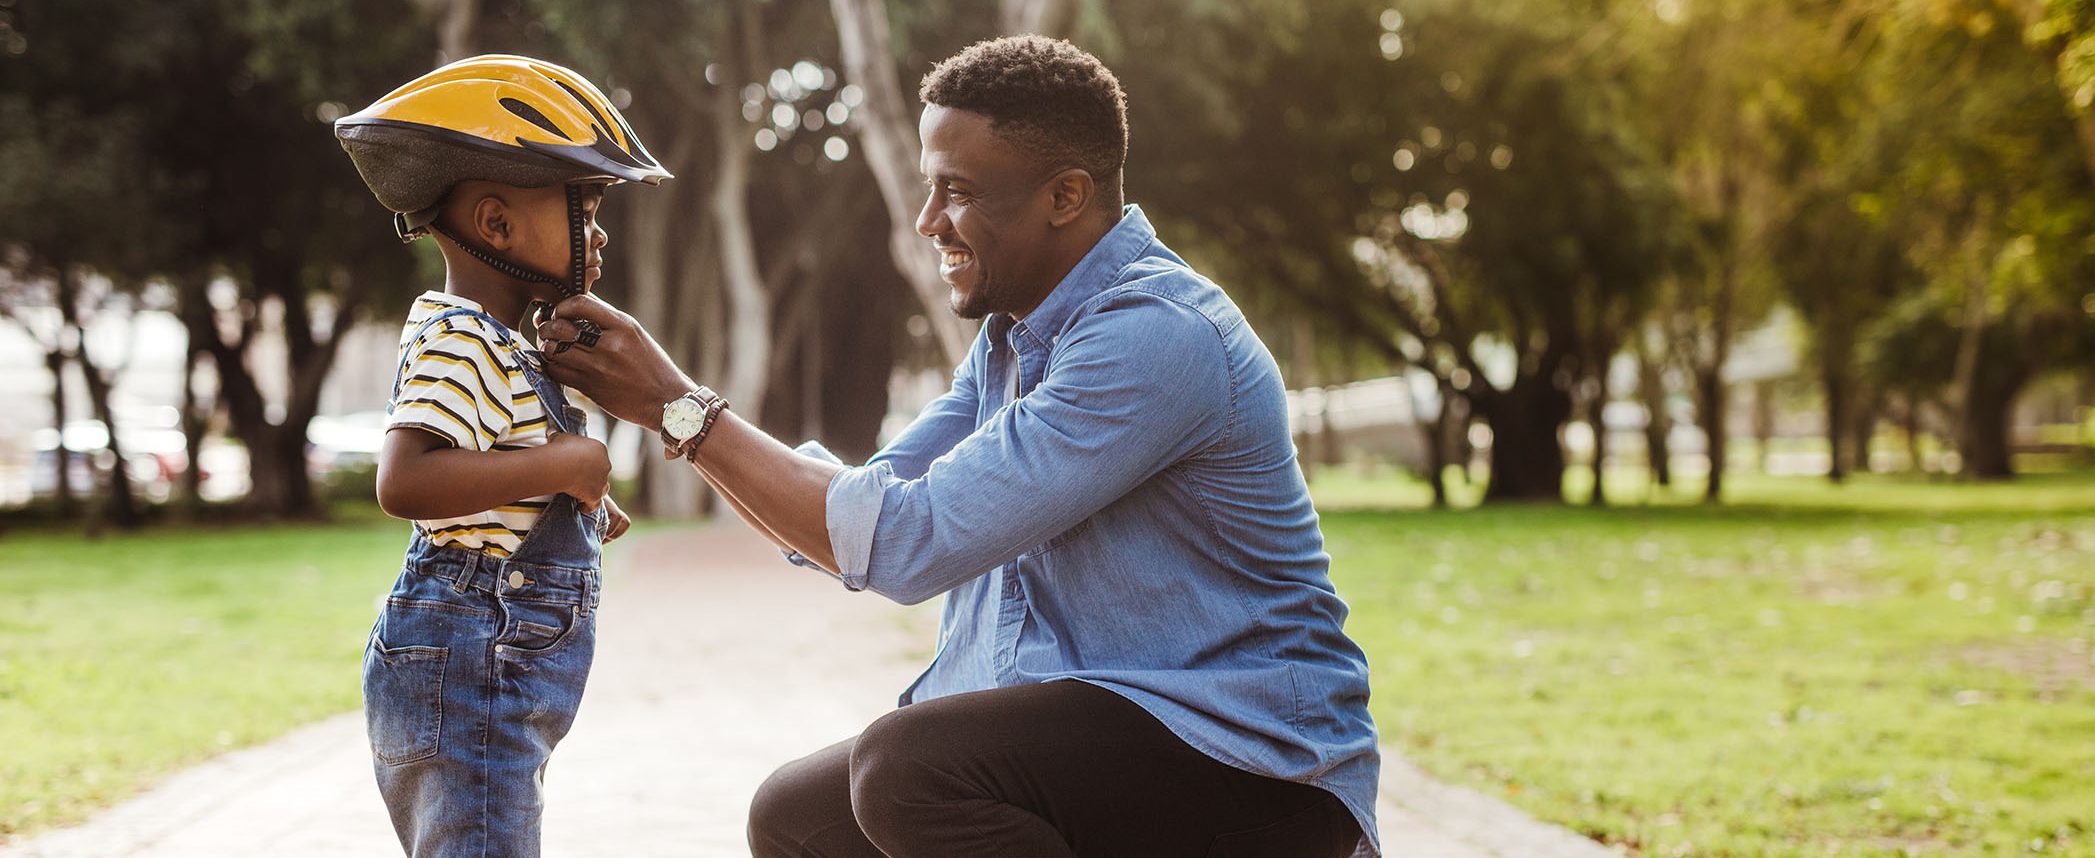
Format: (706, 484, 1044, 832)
(692, 410, 843, 572)
(698, 467, 791, 553)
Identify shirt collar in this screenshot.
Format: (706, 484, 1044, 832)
(1002, 205, 1155, 351)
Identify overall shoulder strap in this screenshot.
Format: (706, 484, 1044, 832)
(391, 306, 510, 402)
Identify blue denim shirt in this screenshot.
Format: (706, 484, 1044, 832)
(797, 206, 1380, 854)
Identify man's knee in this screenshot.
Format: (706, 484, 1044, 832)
(848, 702, 969, 836)
(748, 740, 854, 858)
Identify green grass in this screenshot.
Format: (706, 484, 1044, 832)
(0, 510, 409, 838)
(1319, 469, 2095, 856)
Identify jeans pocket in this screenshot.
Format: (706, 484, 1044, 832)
(496, 598, 580, 657)
(1205, 794, 1357, 858)
(363, 635, 448, 765)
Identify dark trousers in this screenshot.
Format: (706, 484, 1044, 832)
(748, 680, 1362, 858)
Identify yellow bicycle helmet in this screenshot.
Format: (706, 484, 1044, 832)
(336, 55, 672, 297)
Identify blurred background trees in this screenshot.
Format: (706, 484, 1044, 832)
(2, 0, 2091, 527)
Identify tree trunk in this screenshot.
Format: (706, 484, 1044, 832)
(54, 266, 140, 530)
(1000, 0, 1079, 37)
(1752, 380, 1775, 474)
(77, 357, 140, 531)
(829, 0, 973, 366)
(1959, 369, 2026, 481)
(1948, 264, 1989, 480)
(1480, 370, 1571, 503)
(243, 424, 315, 515)
(710, 28, 771, 429)
(43, 348, 78, 515)
(1850, 389, 1879, 476)
(1688, 253, 1738, 504)
(619, 115, 710, 520)
(1901, 390, 1927, 473)
(177, 342, 208, 516)
(182, 265, 363, 520)
(1419, 388, 1450, 509)
(412, 0, 480, 62)
(1635, 339, 1671, 488)
(1585, 357, 1611, 507)
(1823, 358, 1849, 484)
(1696, 363, 1727, 502)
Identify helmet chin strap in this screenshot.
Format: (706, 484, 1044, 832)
(419, 183, 590, 302)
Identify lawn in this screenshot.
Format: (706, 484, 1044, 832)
(0, 510, 408, 838)
(1320, 469, 2095, 857)
(4, 471, 2090, 856)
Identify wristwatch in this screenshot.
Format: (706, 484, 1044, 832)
(660, 387, 728, 461)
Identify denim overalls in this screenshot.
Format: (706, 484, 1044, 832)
(364, 306, 606, 857)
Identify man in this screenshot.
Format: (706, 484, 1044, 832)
(539, 36, 1382, 857)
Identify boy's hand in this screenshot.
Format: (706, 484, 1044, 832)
(544, 429, 612, 512)
(602, 496, 631, 543)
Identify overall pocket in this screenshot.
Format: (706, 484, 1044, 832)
(363, 635, 449, 765)
(495, 597, 581, 657)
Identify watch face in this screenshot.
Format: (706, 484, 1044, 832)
(664, 397, 706, 438)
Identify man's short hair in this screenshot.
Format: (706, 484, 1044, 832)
(919, 35, 1128, 203)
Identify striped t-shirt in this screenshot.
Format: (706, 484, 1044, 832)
(387, 292, 554, 557)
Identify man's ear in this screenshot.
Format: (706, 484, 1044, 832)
(1046, 168, 1094, 228)
(471, 194, 514, 249)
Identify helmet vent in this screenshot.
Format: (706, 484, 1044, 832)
(554, 79, 620, 148)
(500, 97, 573, 142)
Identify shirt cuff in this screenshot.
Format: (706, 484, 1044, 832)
(778, 442, 856, 577)
(822, 462, 890, 592)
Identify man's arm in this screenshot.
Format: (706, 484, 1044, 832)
(807, 295, 1230, 603)
(532, 295, 845, 569)
(531, 292, 1223, 596)
(690, 413, 845, 571)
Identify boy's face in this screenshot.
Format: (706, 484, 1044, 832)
(448, 180, 610, 297)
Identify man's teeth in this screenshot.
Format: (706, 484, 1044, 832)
(942, 250, 971, 266)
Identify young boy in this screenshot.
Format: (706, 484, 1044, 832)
(333, 55, 672, 855)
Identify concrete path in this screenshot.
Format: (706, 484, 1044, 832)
(1, 525, 1614, 858)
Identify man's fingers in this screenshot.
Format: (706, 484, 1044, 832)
(536, 317, 581, 345)
(551, 294, 624, 326)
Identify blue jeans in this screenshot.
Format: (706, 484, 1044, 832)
(364, 533, 602, 857)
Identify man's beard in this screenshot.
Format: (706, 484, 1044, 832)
(949, 278, 1010, 321)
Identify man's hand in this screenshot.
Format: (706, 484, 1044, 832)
(544, 428, 612, 513)
(602, 495, 631, 543)
(537, 294, 696, 431)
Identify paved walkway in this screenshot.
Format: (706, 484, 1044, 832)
(2, 525, 1614, 858)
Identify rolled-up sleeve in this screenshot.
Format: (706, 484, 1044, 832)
(782, 340, 981, 579)
(834, 291, 1231, 605)
(780, 441, 844, 572)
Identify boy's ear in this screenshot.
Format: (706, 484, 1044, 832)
(471, 194, 513, 249)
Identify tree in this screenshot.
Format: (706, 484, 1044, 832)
(1109, 0, 1672, 503)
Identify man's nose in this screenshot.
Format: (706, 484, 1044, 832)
(915, 191, 946, 239)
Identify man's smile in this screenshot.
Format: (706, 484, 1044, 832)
(937, 245, 975, 282)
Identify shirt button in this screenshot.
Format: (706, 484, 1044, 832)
(507, 571, 526, 589)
